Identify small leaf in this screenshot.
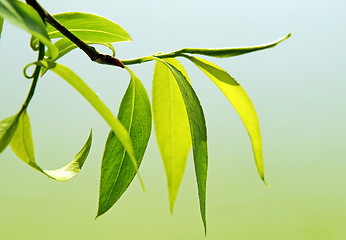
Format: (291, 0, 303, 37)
(184, 55, 267, 186)
(0, 0, 58, 59)
(10, 110, 92, 181)
(38, 61, 137, 173)
(156, 58, 208, 234)
(97, 68, 151, 218)
(0, 114, 19, 154)
(178, 34, 291, 58)
(46, 12, 131, 43)
(152, 58, 192, 213)
(0, 17, 3, 39)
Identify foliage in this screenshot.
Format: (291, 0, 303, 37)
(0, 0, 290, 233)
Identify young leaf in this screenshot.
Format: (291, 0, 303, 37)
(156, 58, 208, 233)
(177, 34, 291, 58)
(37, 61, 137, 173)
(183, 55, 267, 185)
(46, 12, 131, 43)
(152, 58, 192, 213)
(0, 114, 19, 154)
(97, 68, 151, 218)
(0, 0, 58, 59)
(10, 110, 92, 181)
(0, 17, 3, 39)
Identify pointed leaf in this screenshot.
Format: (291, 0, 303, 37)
(184, 55, 267, 185)
(10, 111, 92, 181)
(156, 58, 208, 233)
(0, 17, 3, 39)
(97, 68, 151, 217)
(46, 12, 131, 43)
(0, 0, 58, 59)
(0, 114, 19, 154)
(178, 34, 291, 58)
(38, 61, 137, 172)
(152, 58, 192, 213)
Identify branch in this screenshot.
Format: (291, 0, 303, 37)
(25, 0, 124, 68)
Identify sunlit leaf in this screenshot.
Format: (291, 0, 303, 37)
(157, 58, 208, 233)
(183, 55, 267, 186)
(38, 61, 137, 176)
(0, 0, 58, 59)
(0, 114, 19, 154)
(97, 68, 151, 218)
(177, 34, 291, 58)
(153, 58, 192, 213)
(10, 110, 92, 181)
(46, 12, 131, 43)
(0, 17, 3, 39)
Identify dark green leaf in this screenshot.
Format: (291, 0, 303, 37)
(183, 55, 267, 186)
(178, 34, 291, 58)
(97, 68, 151, 218)
(10, 110, 92, 181)
(0, 17, 3, 39)
(0, 114, 19, 154)
(157, 58, 208, 234)
(0, 0, 58, 59)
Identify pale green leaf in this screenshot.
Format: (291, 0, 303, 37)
(0, 17, 3, 39)
(178, 34, 291, 58)
(156, 58, 208, 233)
(46, 12, 131, 43)
(184, 55, 267, 186)
(38, 61, 137, 176)
(153, 58, 192, 213)
(0, 0, 58, 59)
(10, 111, 92, 181)
(97, 68, 151, 218)
(0, 114, 19, 153)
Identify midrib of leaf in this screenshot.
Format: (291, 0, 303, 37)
(49, 29, 129, 40)
(103, 76, 137, 206)
(168, 69, 176, 195)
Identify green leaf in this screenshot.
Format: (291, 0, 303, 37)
(97, 68, 152, 218)
(0, 114, 19, 154)
(0, 17, 3, 39)
(156, 58, 208, 234)
(152, 58, 192, 213)
(10, 110, 92, 181)
(46, 12, 131, 43)
(183, 55, 267, 186)
(0, 0, 58, 59)
(178, 34, 291, 58)
(38, 61, 137, 176)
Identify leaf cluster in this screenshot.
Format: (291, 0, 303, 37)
(0, 0, 290, 233)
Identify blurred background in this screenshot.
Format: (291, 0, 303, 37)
(0, 0, 345, 239)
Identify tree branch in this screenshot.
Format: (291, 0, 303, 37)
(25, 0, 124, 68)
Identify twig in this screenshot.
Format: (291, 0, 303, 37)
(25, 0, 124, 68)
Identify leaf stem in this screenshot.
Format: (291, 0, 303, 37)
(25, 0, 125, 68)
(19, 42, 45, 114)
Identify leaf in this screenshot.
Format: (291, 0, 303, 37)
(0, 17, 3, 39)
(10, 110, 92, 181)
(0, 0, 58, 59)
(156, 58, 208, 234)
(97, 68, 151, 218)
(37, 61, 137, 175)
(152, 58, 192, 213)
(0, 114, 19, 154)
(177, 34, 291, 58)
(46, 12, 131, 43)
(183, 55, 267, 186)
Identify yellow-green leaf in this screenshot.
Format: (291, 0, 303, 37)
(10, 111, 92, 181)
(153, 58, 192, 213)
(184, 55, 267, 186)
(0, 114, 19, 154)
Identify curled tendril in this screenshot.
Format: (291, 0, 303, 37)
(92, 43, 116, 57)
(30, 37, 40, 51)
(23, 62, 38, 79)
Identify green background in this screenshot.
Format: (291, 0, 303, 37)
(1, 0, 345, 239)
